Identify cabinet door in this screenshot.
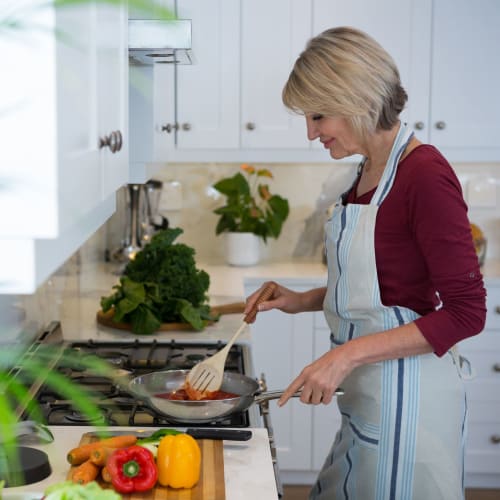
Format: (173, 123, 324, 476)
(175, 0, 240, 149)
(240, 0, 312, 149)
(97, 0, 129, 198)
(245, 281, 314, 471)
(427, 0, 500, 160)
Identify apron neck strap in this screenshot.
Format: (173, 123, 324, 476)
(370, 122, 414, 206)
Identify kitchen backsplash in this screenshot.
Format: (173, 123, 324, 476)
(106, 161, 500, 264)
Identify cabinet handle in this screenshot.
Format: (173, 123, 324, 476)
(181, 123, 191, 131)
(414, 121, 425, 130)
(493, 363, 500, 372)
(99, 131, 119, 153)
(246, 122, 256, 131)
(491, 435, 500, 444)
(115, 130, 123, 152)
(161, 123, 179, 133)
(435, 121, 446, 130)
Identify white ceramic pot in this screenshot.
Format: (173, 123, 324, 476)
(224, 232, 260, 266)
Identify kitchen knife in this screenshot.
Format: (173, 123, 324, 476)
(86, 428, 252, 441)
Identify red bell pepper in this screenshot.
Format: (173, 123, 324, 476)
(106, 445, 158, 493)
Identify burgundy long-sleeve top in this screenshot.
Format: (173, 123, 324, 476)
(344, 144, 486, 356)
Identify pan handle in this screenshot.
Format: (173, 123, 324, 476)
(254, 388, 344, 404)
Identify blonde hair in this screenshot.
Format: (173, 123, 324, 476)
(282, 27, 407, 140)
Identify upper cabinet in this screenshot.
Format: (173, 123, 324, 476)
(408, 0, 500, 162)
(176, 0, 240, 150)
(240, 0, 311, 150)
(150, 0, 500, 163)
(0, 0, 129, 293)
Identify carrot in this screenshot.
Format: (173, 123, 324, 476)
(90, 446, 118, 467)
(67, 435, 138, 465)
(71, 459, 101, 485)
(101, 466, 112, 483)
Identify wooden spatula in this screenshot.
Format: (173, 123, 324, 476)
(185, 283, 277, 399)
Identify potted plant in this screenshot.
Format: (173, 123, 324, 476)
(212, 164, 290, 266)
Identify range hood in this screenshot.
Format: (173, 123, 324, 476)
(128, 19, 192, 65)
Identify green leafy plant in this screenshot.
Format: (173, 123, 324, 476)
(101, 228, 214, 333)
(213, 164, 290, 242)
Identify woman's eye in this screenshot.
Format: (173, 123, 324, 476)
(312, 114, 323, 121)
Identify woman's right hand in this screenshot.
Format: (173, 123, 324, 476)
(244, 281, 312, 322)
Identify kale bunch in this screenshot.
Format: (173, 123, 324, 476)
(101, 228, 213, 334)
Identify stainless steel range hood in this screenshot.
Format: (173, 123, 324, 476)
(128, 19, 192, 65)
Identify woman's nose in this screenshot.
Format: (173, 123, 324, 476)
(306, 117, 319, 141)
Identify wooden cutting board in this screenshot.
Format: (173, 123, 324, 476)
(96, 302, 246, 332)
(68, 433, 225, 499)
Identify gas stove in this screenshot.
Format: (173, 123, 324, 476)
(14, 322, 259, 428)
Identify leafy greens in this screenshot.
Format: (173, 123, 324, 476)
(101, 228, 214, 334)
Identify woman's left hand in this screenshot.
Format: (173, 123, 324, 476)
(278, 345, 353, 407)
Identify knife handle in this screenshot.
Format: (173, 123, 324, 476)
(186, 428, 252, 441)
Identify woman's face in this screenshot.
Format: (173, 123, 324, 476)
(305, 114, 362, 159)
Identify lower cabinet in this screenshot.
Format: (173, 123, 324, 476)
(460, 280, 500, 488)
(245, 276, 500, 487)
(244, 278, 341, 484)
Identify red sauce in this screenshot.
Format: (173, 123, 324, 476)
(155, 389, 239, 401)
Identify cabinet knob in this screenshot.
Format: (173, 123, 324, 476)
(491, 435, 500, 444)
(435, 121, 446, 130)
(495, 306, 500, 314)
(99, 131, 120, 153)
(246, 122, 256, 131)
(181, 123, 191, 131)
(161, 123, 178, 133)
(493, 363, 500, 372)
(414, 121, 425, 130)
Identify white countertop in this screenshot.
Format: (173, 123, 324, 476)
(3, 426, 278, 500)
(6, 260, 329, 500)
(54, 259, 328, 343)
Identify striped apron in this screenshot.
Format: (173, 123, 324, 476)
(310, 123, 468, 500)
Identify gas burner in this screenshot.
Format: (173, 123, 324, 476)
(64, 410, 107, 425)
(26, 336, 251, 428)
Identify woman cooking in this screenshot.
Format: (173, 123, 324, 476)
(245, 27, 486, 500)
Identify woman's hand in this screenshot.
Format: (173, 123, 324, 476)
(244, 282, 326, 323)
(278, 344, 354, 407)
(277, 323, 434, 407)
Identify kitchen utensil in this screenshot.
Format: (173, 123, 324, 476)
(186, 284, 276, 396)
(70, 433, 225, 500)
(86, 428, 252, 441)
(128, 369, 344, 423)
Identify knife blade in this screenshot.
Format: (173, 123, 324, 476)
(85, 428, 252, 441)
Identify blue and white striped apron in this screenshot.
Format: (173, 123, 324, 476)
(311, 123, 467, 500)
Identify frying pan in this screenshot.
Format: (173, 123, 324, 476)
(128, 369, 344, 423)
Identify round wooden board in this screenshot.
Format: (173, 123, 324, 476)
(96, 302, 246, 333)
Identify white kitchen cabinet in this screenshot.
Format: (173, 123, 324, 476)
(459, 281, 500, 488)
(239, 0, 311, 150)
(0, 0, 128, 293)
(407, 0, 500, 162)
(245, 277, 340, 484)
(167, 0, 500, 163)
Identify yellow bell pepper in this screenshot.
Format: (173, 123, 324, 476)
(156, 433, 201, 489)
